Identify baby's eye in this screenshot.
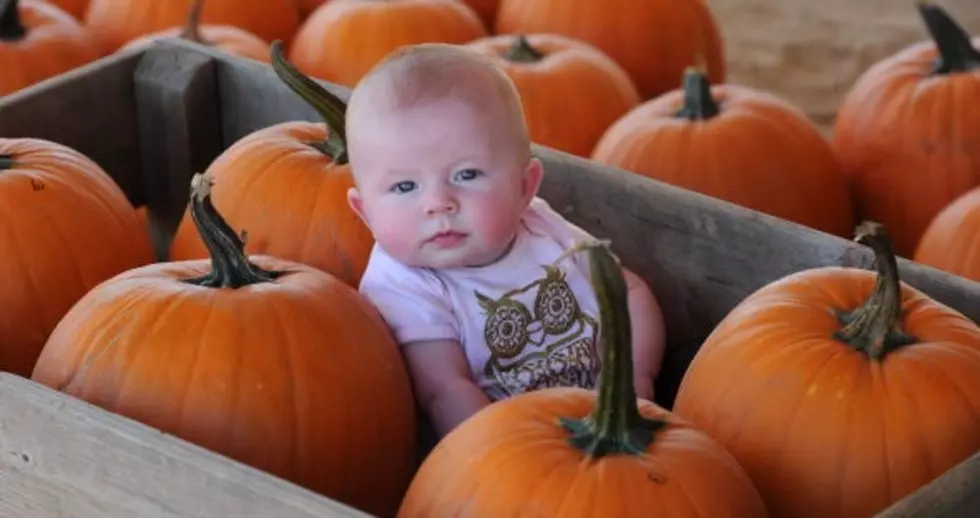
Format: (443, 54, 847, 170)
(391, 181, 417, 194)
(454, 168, 483, 182)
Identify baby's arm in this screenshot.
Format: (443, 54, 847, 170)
(622, 267, 666, 401)
(402, 339, 492, 438)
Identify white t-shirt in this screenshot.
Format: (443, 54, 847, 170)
(358, 197, 602, 401)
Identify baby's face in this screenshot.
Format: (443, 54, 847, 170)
(348, 100, 540, 269)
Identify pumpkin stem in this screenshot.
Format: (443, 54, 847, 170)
(675, 67, 719, 120)
(834, 221, 917, 359)
(0, 0, 25, 42)
(269, 40, 349, 164)
(559, 241, 666, 458)
(504, 35, 545, 63)
(0, 153, 14, 169)
(179, 0, 208, 45)
(917, 1, 980, 74)
(183, 172, 280, 289)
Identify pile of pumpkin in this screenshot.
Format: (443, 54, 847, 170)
(3, 0, 980, 517)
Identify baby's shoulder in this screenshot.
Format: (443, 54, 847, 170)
(359, 244, 445, 294)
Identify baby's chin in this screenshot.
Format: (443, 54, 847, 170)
(398, 246, 504, 270)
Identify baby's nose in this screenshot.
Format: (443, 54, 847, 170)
(425, 194, 458, 215)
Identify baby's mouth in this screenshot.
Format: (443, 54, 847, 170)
(426, 230, 467, 247)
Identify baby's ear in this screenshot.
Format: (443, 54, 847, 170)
(347, 187, 369, 225)
(521, 155, 544, 201)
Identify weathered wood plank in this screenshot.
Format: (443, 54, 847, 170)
(0, 48, 146, 206)
(0, 373, 370, 518)
(876, 450, 980, 518)
(134, 41, 224, 259)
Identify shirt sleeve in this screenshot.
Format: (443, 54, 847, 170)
(358, 245, 458, 345)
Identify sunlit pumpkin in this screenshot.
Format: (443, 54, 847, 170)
(674, 221, 980, 518)
(914, 185, 980, 281)
(32, 171, 416, 518)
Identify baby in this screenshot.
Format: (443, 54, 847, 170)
(345, 43, 666, 438)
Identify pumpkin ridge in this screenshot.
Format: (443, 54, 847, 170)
(675, 66, 720, 120)
(0, 0, 25, 41)
(833, 222, 917, 359)
(271, 40, 348, 164)
(557, 241, 668, 457)
(917, 1, 980, 74)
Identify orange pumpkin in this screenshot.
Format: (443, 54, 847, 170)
(39, 0, 87, 20)
(674, 221, 980, 518)
(495, 0, 724, 100)
(0, 0, 101, 96)
(463, 0, 498, 29)
(0, 138, 153, 376)
(120, 0, 271, 63)
(832, 2, 980, 257)
(32, 172, 416, 518)
(592, 67, 854, 237)
(914, 185, 980, 281)
(168, 42, 373, 288)
(466, 33, 640, 158)
(398, 241, 768, 518)
(83, 0, 298, 54)
(297, 0, 323, 19)
(288, 0, 487, 88)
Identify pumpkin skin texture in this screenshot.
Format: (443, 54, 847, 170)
(40, 0, 87, 20)
(495, 0, 724, 100)
(832, 3, 980, 257)
(462, 0, 498, 29)
(32, 172, 416, 518)
(288, 0, 487, 88)
(119, 0, 271, 63)
(168, 43, 373, 288)
(466, 34, 641, 158)
(0, 138, 153, 377)
(83, 0, 299, 54)
(0, 0, 101, 96)
(673, 222, 980, 518)
(914, 186, 980, 281)
(398, 242, 768, 518)
(592, 68, 854, 238)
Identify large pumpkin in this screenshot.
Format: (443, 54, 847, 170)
(120, 0, 271, 63)
(0, 138, 153, 376)
(495, 0, 724, 100)
(466, 33, 640, 158)
(39, 0, 87, 20)
(32, 172, 416, 518)
(592, 67, 854, 237)
(914, 185, 980, 281)
(673, 221, 980, 518)
(0, 0, 101, 96)
(168, 42, 373, 288)
(83, 0, 299, 53)
(832, 2, 980, 257)
(288, 0, 487, 88)
(398, 241, 768, 518)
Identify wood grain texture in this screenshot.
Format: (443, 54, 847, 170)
(875, 450, 980, 517)
(0, 373, 370, 518)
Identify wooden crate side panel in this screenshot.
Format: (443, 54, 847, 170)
(0, 374, 370, 518)
(0, 49, 146, 206)
(876, 450, 980, 517)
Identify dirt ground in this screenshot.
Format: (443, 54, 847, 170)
(704, 0, 980, 135)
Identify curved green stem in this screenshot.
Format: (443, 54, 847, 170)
(834, 221, 917, 360)
(504, 35, 545, 63)
(917, 1, 980, 74)
(183, 173, 280, 289)
(675, 67, 719, 120)
(0, 0, 25, 42)
(559, 241, 666, 457)
(269, 40, 349, 164)
(179, 0, 208, 45)
(0, 153, 15, 170)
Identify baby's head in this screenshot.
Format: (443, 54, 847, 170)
(346, 43, 543, 270)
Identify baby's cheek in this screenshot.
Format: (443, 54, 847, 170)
(373, 218, 420, 261)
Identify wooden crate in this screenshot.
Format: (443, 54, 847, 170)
(0, 38, 977, 517)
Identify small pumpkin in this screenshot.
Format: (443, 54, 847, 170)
(495, 0, 724, 100)
(0, 138, 153, 376)
(592, 66, 854, 237)
(832, 2, 980, 257)
(914, 185, 980, 281)
(0, 0, 101, 96)
(466, 33, 641, 158)
(83, 0, 299, 54)
(39, 0, 86, 20)
(168, 42, 373, 288)
(288, 0, 487, 88)
(32, 171, 416, 518)
(674, 221, 980, 518)
(398, 241, 768, 518)
(120, 0, 271, 63)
